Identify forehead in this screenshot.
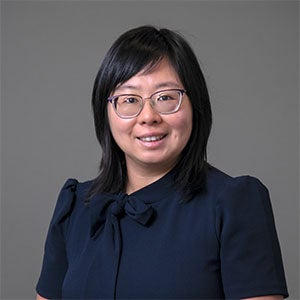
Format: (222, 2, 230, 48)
(114, 58, 182, 93)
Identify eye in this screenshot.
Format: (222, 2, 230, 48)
(119, 96, 140, 104)
(157, 94, 174, 101)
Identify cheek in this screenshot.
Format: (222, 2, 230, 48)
(107, 107, 122, 142)
(107, 107, 134, 141)
(175, 119, 192, 142)
(171, 107, 193, 140)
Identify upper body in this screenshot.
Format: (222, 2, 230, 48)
(36, 166, 288, 299)
(36, 26, 288, 299)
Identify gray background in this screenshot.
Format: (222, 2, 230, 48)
(1, 1, 299, 299)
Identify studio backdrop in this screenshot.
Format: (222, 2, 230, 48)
(1, 1, 299, 299)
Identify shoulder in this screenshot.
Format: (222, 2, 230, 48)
(203, 166, 272, 218)
(205, 166, 268, 199)
(205, 167, 274, 232)
(205, 168, 288, 298)
(55, 178, 92, 206)
(57, 178, 93, 203)
(59, 178, 93, 197)
(49, 178, 94, 231)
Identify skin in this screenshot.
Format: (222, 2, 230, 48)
(36, 60, 284, 300)
(108, 58, 193, 194)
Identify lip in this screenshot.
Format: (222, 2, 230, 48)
(137, 132, 167, 140)
(138, 135, 165, 142)
(137, 133, 167, 147)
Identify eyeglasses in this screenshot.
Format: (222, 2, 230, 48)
(107, 88, 187, 119)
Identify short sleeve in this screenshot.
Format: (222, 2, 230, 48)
(36, 178, 78, 299)
(216, 176, 288, 299)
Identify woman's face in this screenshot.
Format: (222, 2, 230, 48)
(107, 58, 193, 173)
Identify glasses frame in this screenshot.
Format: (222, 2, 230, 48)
(107, 88, 187, 119)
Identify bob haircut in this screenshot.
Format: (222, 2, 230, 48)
(88, 25, 212, 202)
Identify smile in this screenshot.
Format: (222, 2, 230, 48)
(138, 135, 165, 142)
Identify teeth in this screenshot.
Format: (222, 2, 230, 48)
(139, 136, 164, 142)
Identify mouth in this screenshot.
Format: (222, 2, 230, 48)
(137, 135, 166, 142)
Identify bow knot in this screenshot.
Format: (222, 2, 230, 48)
(89, 193, 154, 239)
(111, 194, 128, 216)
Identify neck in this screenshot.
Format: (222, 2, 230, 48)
(125, 162, 173, 194)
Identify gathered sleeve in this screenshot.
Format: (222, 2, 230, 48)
(215, 176, 289, 299)
(36, 179, 78, 299)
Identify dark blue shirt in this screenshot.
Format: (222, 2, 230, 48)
(36, 167, 288, 299)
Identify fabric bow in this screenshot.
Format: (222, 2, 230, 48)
(89, 193, 154, 239)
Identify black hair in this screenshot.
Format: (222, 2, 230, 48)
(88, 25, 212, 202)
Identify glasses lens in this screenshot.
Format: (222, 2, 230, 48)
(115, 95, 142, 118)
(110, 89, 184, 118)
(153, 90, 182, 114)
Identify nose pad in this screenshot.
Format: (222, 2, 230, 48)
(138, 100, 161, 123)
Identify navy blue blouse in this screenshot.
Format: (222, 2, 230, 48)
(36, 167, 288, 299)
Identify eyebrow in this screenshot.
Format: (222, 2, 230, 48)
(115, 82, 181, 93)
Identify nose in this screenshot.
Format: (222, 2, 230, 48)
(137, 100, 162, 124)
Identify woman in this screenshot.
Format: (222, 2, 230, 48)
(36, 26, 288, 299)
